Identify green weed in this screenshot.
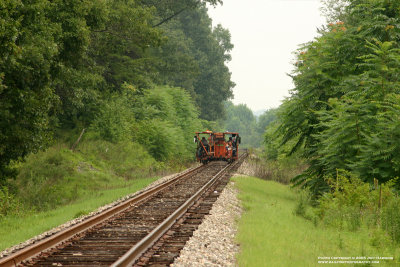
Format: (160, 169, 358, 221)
(294, 189, 313, 221)
(2, 138, 163, 215)
(382, 198, 400, 243)
(74, 210, 89, 218)
(316, 170, 400, 247)
(0, 187, 23, 217)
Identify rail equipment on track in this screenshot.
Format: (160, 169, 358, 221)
(0, 151, 247, 267)
(195, 131, 241, 164)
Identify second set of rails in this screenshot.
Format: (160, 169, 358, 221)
(0, 151, 247, 267)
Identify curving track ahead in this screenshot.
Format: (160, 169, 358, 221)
(0, 152, 247, 267)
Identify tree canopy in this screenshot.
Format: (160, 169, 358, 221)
(270, 0, 400, 195)
(0, 0, 234, 181)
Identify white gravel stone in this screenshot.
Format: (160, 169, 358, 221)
(172, 178, 243, 267)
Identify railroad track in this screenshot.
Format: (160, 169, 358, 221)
(1, 152, 247, 267)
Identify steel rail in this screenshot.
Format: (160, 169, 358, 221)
(111, 153, 247, 267)
(0, 165, 205, 267)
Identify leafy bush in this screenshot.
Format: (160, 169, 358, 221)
(134, 119, 182, 161)
(11, 139, 159, 211)
(0, 187, 23, 217)
(78, 139, 159, 179)
(316, 169, 400, 246)
(91, 96, 135, 143)
(318, 171, 379, 231)
(14, 147, 79, 210)
(90, 85, 201, 163)
(132, 86, 201, 162)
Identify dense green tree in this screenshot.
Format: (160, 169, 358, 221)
(223, 103, 278, 148)
(88, 0, 162, 91)
(88, 0, 234, 122)
(0, 0, 233, 182)
(273, 0, 400, 194)
(257, 109, 277, 134)
(316, 41, 400, 183)
(0, 0, 116, 180)
(256, 108, 277, 147)
(50, 0, 107, 127)
(0, 0, 58, 180)
(178, 6, 234, 120)
(140, 0, 222, 28)
(147, 19, 199, 95)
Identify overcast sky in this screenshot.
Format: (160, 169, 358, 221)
(207, 0, 326, 113)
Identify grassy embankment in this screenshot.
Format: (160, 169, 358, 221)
(234, 176, 400, 266)
(0, 138, 189, 251)
(0, 178, 156, 251)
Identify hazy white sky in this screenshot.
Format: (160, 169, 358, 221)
(207, 0, 326, 112)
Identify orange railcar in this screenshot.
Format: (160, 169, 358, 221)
(194, 131, 241, 164)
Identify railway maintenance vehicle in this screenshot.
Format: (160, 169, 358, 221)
(194, 130, 241, 164)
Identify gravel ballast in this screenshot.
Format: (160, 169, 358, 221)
(172, 179, 242, 267)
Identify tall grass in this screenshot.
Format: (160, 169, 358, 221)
(234, 176, 400, 266)
(382, 198, 400, 244)
(315, 170, 400, 245)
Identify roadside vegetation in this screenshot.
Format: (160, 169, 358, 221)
(269, 0, 400, 193)
(257, 0, 400, 261)
(0, 85, 202, 216)
(242, 154, 307, 184)
(234, 176, 400, 266)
